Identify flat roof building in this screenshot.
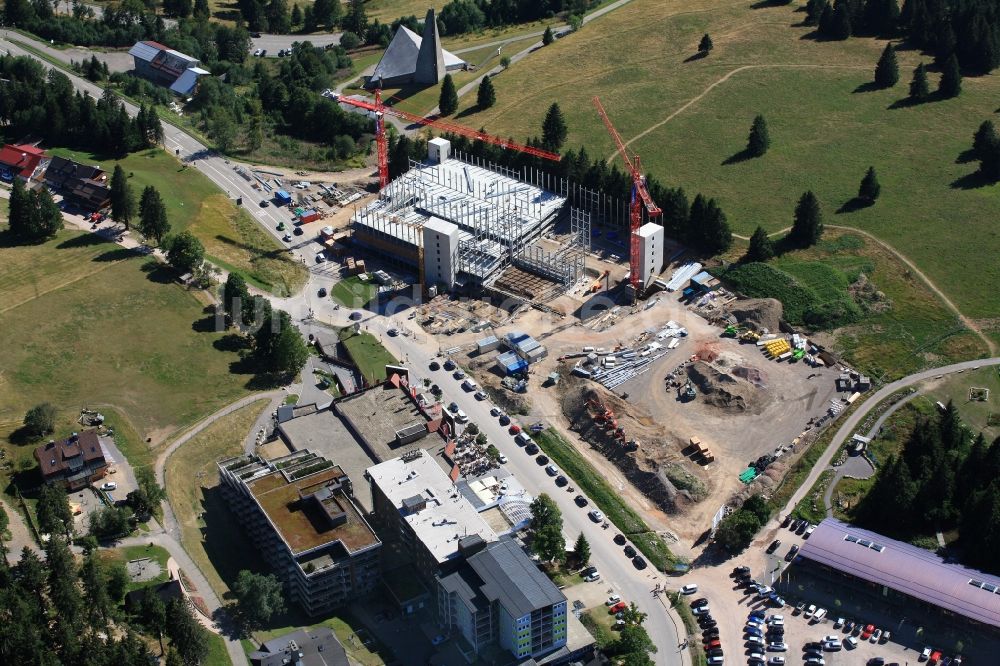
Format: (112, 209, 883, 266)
(367, 450, 497, 581)
(795, 518, 1000, 630)
(249, 627, 349, 666)
(218, 451, 381, 616)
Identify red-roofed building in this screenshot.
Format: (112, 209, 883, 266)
(0, 143, 49, 184)
(34, 431, 109, 490)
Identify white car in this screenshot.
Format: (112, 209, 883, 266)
(766, 642, 787, 652)
(920, 647, 932, 661)
(584, 572, 601, 582)
(746, 636, 765, 646)
(680, 583, 699, 595)
(767, 615, 784, 626)
(589, 509, 604, 522)
(498, 454, 508, 464)
(805, 604, 817, 618)
(455, 409, 468, 423)
(768, 658, 785, 666)
(100, 482, 117, 491)
(605, 594, 622, 606)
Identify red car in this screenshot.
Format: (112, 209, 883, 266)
(861, 624, 875, 640)
(608, 601, 626, 614)
(509, 424, 522, 435)
(929, 651, 943, 665)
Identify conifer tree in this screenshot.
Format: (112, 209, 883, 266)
(438, 74, 458, 116)
(938, 53, 962, 98)
(874, 43, 899, 87)
(476, 75, 496, 109)
(744, 226, 775, 263)
(788, 191, 823, 248)
(747, 114, 770, 158)
(909, 62, 930, 102)
(858, 166, 881, 203)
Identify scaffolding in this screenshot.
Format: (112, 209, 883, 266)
(511, 208, 590, 289)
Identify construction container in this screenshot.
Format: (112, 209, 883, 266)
(298, 209, 321, 223)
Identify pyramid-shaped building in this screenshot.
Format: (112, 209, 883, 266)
(366, 9, 466, 88)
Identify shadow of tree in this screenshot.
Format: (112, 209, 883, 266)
(722, 149, 754, 165)
(852, 81, 883, 94)
(683, 51, 709, 63)
(93, 248, 138, 262)
(955, 148, 978, 164)
(951, 169, 995, 189)
(141, 261, 176, 284)
(57, 233, 109, 249)
(213, 333, 248, 353)
(836, 197, 873, 214)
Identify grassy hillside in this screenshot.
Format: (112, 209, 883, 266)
(455, 0, 1000, 329)
(0, 226, 250, 458)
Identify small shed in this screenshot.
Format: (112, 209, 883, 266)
(546, 372, 560, 386)
(476, 335, 500, 354)
(274, 190, 292, 205)
(496, 351, 528, 376)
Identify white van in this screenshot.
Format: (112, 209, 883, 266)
(455, 410, 468, 423)
(707, 657, 725, 665)
(812, 608, 827, 623)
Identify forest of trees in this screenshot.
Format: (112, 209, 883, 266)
(858, 402, 1000, 573)
(438, 0, 597, 35)
(3, 0, 164, 47)
(805, 0, 1000, 74)
(0, 56, 162, 157)
(0, 536, 212, 665)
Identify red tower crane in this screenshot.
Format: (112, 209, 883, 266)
(592, 96, 662, 293)
(330, 90, 562, 190)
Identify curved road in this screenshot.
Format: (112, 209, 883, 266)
(776, 357, 1000, 522)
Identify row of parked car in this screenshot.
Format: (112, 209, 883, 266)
(732, 566, 786, 607)
(744, 608, 792, 665)
(691, 596, 725, 665)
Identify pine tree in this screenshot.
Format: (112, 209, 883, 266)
(476, 75, 496, 109)
(313, 0, 338, 29)
(818, 2, 835, 34)
(290, 3, 302, 26)
(138, 186, 171, 244)
(699, 33, 713, 54)
(574, 533, 591, 567)
(858, 166, 881, 202)
(542, 26, 554, 46)
(193, 0, 209, 20)
(788, 191, 823, 248)
(831, 0, 853, 39)
(109, 165, 135, 230)
(972, 120, 997, 160)
(938, 53, 962, 98)
(805, 0, 828, 26)
(909, 62, 930, 102)
(541, 102, 568, 151)
(874, 42, 899, 87)
(747, 114, 770, 158)
(34, 188, 62, 239)
(438, 74, 458, 116)
(744, 226, 775, 262)
(690, 194, 732, 255)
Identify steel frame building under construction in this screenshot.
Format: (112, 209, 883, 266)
(351, 139, 592, 298)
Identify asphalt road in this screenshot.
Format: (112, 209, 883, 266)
(251, 32, 343, 55)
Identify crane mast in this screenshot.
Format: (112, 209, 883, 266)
(592, 96, 661, 294)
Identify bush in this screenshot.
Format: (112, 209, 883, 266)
(340, 31, 361, 49)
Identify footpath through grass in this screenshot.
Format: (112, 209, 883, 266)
(533, 428, 675, 571)
(165, 399, 271, 600)
(458, 0, 1000, 324)
(329, 275, 379, 308)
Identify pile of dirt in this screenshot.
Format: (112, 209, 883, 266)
(560, 379, 707, 514)
(686, 361, 770, 414)
(727, 298, 783, 332)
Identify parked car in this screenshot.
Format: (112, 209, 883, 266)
(545, 464, 559, 476)
(746, 636, 764, 646)
(525, 443, 539, 455)
(766, 539, 782, 553)
(584, 572, 601, 582)
(785, 544, 800, 560)
(536, 455, 549, 466)
(861, 624, 875, 640)
(608, 601, 626, 614)
(766, 642, 787, 652)
(293, 226, 303, 235)
(733, 565, 751, 576)
(498, 454, 508, 464)
(589, 509, 604, 522)
(868, 658, 886, 666)
(100, 482, 117, 491)
(805, 604, 817, 618)
(745, 626, 763, 638)
(681, 583, 699, 595)
(845, 636, 858, 648)
(871, 628, 883, 643)
(749, 609, 766, 621)
(605, 594, 621, 606)
(555, 475, 568, 487)
(574, 495, 588, 507)
(624, 545, 637, 558)
(805, 524, 817, 538)
(768, 658, 785, 666)
(767, 615, 784, 626)
(690, 598, 709, 609)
